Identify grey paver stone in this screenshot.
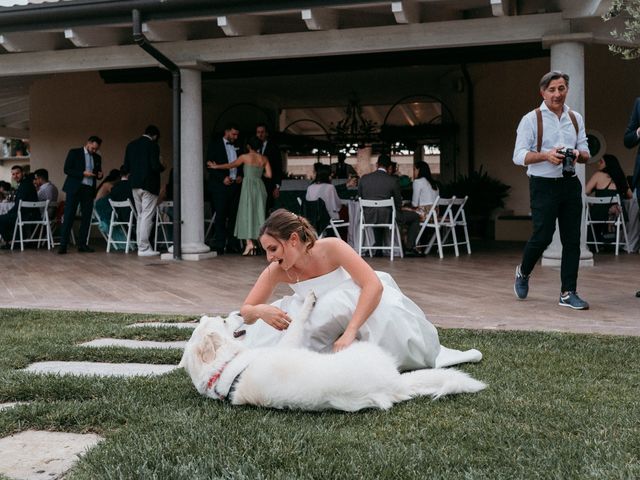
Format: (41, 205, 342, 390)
(0, 429, 103, 480)
(127, 322, 197, 329)
(79, 338, 187, 349)
(24, 361, 178, 377)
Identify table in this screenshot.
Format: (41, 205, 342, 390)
(0, 202, 14, 215)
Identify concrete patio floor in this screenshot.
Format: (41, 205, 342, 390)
(1, 242, 638, 336)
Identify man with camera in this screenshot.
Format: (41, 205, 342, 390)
(512, 71, 590, 309)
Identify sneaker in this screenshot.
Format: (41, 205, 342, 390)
(514, 265, 529, 300)
(138, 250, 160, 257)
(558, 292, 589, 310)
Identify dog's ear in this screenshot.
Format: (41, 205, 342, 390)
(197, 332, 224, 364)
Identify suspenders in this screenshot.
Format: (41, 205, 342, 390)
(535, 108, 579, 152)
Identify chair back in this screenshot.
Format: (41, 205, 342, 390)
(584, 193, 629, 255)
(358, 198, 396, 227)
(17, 200, 47, 222)
(302, 198, 331, 234)
(109, 199, 134, 222)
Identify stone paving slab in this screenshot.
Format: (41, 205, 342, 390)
(0, 402, 22, 412)
(127, 322, 197, 329)
(79, 338, 187, 349)
(0, 429, 103, 480)
(24, 361, 178, 377)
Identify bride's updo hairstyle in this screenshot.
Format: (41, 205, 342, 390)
(260, 209, 318, 252)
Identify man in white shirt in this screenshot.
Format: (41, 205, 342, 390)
(34, 168, 59, 203)
(512, 71, 590, 310)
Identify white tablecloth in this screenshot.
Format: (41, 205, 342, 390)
(0, 202, 14, 215)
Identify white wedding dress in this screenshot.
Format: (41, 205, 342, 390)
(242, 267, 482, 371)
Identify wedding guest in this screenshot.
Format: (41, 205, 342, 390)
(0, 165, 38, 247)
(59, 135, 104, 254)
(124, 125, 165, 257)
(33, 169, 59, 203)
(331, 152, 357, 179)
(95, 169, 121, 200)
(306, 165, 342, 220)
(256, 123, 282, 213)
(411, 161, 439, 220)
(205, 123, 243, 255)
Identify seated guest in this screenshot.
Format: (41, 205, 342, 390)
(305, 165, 342, 220)
(0, 165, 38, 246)
(586, 154, 633, 200)
(109, 165, 134, 205)
(33, 168, 59, 202)
(358, 154, 423, 257)
(585, 154, 633, 242)
(0, 181, 12, 201)
(93, 165, 135, 250)
(95, 169, 121, 200)
(411, 160, 439, 220)
(331, 152, 357, 179)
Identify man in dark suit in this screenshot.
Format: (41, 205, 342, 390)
(623, 98, 640, 298)
(124, 125, 165, 257)
(0, 165, 38, 248)
(205, 123, 243, 255)
(256, 123, 283, 214)
(624, 97, 640, 201)
(58, 136, 103, 254)
(358, 154, 422, 257)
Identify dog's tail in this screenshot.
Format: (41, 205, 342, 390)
(401, 368, 486, 400)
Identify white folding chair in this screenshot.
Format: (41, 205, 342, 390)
(204, 211, 216, 241)
(585, 194, 629, 255)
(87, 203, 108, 245)
(415, 196, 457, 259)
(11, 200, 52, 251)
(440, 195, 471, 255)
(107, 199, 136, 253)
(302, 197, 350, 239)
(154, 201, 173, 251)
(357, 198, 403, 261)
(321, 217, 350, 239)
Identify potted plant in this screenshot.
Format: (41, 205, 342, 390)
(440, 166, 510, 239)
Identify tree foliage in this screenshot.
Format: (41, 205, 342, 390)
(604, 0, 640, 59)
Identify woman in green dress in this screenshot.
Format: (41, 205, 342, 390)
(211, 136, 272, 255)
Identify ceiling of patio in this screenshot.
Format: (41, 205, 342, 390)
(0, 0, 620, 138)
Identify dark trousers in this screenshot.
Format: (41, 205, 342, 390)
(208, 182, 241, 251)
(60, 185, 94, 248)
(0, 213, 17, 242)
(521, 176, 582, 292)
(368, 208, 420, 251)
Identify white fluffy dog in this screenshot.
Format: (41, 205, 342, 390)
(180, 293, 486, 411)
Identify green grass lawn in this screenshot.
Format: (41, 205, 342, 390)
(1, 308, 639, 479)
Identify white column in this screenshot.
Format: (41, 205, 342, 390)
(541, 40, 594, 267)
(163, 67, 215, 260)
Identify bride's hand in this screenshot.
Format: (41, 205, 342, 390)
(259, 305, 292, 331)
(333, 330, 357, 352)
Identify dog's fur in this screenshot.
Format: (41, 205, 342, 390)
(180, 293, 486, 411)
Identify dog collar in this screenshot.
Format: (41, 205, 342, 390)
(207, 350, 259, 401)
(205, 353, 238, 394)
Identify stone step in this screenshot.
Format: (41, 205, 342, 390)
(0, 430, 103, 480)
(79, 338, 187, 350)
(127, 321, 197, 329)
(24, 361, 178, 377)
(0, 402, 24, 412)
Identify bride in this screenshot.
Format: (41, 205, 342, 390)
(238, 209, 481, 371)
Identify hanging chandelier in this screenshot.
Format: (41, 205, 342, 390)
(330, 94, 378, 149)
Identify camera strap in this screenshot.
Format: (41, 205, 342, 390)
(535, 108, 579, 152)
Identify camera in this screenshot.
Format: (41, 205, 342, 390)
(557, 148, 576, 177)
